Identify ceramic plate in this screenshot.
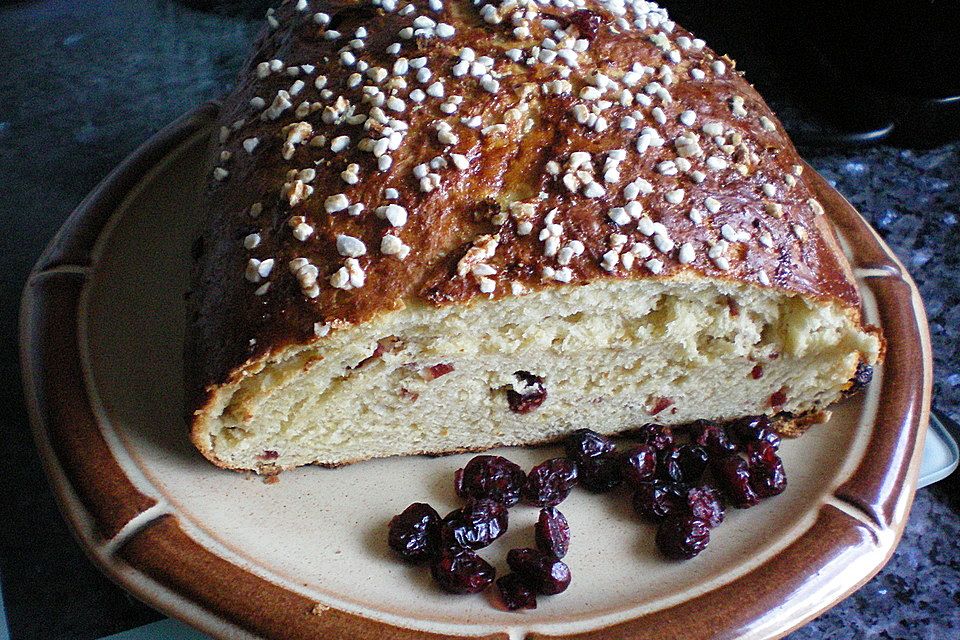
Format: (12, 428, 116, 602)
(20, 104, 932, 640)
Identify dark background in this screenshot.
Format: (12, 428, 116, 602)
(2, 1, 959, 638)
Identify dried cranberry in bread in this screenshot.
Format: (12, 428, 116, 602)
(187, 0, 883, 472)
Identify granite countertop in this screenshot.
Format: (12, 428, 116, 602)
(1, 1, 958, 638)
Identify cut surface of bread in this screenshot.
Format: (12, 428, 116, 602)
(193, 276, 880, 472)
(188, 0, 883, 472)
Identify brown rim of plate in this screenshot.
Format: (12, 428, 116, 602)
(19, 103, 933, 640)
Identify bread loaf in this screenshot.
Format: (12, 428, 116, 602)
(187, 0, 883, 473)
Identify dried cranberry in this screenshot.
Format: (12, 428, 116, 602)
(846, 362, 874, 394)
(431, 546, 496, 594)
(506, 548, 571, 595)
(649, 396, 675, 416)
(730, 415, 781, 451)
(750, 462, 788, 498)
(633, 423, 675, 451)
(567, 9, 602, 41)
(632, 481, 682, 522)
(657, 445, 708, 484)
(441, 499, 508, 549)
(712, 454, 760, 508)
(535, 507, 570, 558)
(684, 486, 725, 528)
(455, 455, 527, 506)
(564, 428, 615, 461)
(427, 363, 454, 379)
(524, 458, 579, 507)
(656, 514, 711, 560)
(730, 415, 768, 440)
(507, 371, 547, 413)
(770, 388, 788, 408)
(750, 364, 764, 379)
(388, 503, 441, 564)
(680, 445, 710, 479)
(748, 442, 787, 497)
(746, 440, 777, 466)
(577, 455, 623, 492)
(689, 421, 737, 456)
(621, 444, 658, 487)
(495, 573, 537, 610)
(762, 430, 782, 450)
(505, 547, 540, 572)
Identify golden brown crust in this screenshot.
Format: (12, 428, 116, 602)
(188, 0, 869, 415)
(775, 410, 832, 439)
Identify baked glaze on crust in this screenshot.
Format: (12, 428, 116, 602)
(187, 0, 873, 418)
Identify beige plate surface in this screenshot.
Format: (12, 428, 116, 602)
(20, 104, 933, 640)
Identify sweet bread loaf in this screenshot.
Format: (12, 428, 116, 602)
(187, 0, 883, 473)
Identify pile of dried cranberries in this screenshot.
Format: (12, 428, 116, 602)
(388, 416, 787, 610)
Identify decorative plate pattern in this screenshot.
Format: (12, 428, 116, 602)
(20, 103, 931, 640)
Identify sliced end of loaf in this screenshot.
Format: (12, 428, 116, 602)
(191, 277, 881, 473)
